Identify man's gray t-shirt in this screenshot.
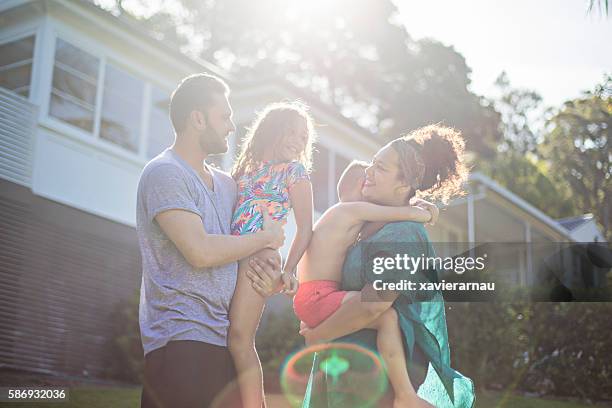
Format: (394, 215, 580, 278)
(136, 149, 237, 355)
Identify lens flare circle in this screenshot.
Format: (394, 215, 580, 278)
(281, 342, 388, 407)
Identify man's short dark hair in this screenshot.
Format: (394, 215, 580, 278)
(169, 73, 229, 133)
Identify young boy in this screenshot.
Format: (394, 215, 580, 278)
(293, 161, 437, 408)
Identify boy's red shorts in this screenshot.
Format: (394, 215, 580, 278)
(293, 280, 348, 328)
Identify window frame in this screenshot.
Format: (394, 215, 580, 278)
(40, 27, 175, 166)
(0, 29, 39, 101)
(306, 142, 360, 215)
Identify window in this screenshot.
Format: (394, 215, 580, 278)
(49, 38, 99, 132)
(333, 154, 351, 204)
(311, 144, 330, 213)
(99, 64, 144, 152)
(146, 86, 173, 158)
(334, 155, 351, 184)
(0, 35, 35, 97)
(48, 37, 171, 159)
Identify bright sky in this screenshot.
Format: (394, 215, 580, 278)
(396, 0, 612, 107)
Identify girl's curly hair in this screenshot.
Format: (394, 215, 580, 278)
(231, 101, 316, 180)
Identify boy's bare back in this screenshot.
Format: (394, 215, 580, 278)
(297, 203, 368, 283)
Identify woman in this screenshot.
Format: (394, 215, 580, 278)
(299, 125, 475, 407)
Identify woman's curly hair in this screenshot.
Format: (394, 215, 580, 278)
(390, 124, 469, 203)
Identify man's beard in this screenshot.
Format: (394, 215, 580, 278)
(198, 123, 228, 155)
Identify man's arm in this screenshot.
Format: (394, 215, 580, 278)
(339, 201, 436, 224)
(156, 206, 284, 269)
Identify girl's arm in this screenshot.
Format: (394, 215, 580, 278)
(283, 179, 314, 283)
(340, 201, 436, 224)
(300, 285, 399, 344)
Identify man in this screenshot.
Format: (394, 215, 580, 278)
(137, 73, 284, 408)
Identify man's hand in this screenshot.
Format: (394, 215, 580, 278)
(260, 204, 285, 249)
(246, 256, 283, 297)
(411, 198, 439, 225)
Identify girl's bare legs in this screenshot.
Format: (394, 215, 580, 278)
(341, 292, 434, 408)
(229, 248, 281, 408)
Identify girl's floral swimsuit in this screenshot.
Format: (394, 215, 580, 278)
(230, 160, 309, 236)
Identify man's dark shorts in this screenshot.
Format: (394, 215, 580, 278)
(141, 340, 242, 408)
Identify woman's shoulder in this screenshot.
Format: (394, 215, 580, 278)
(375, 221, 429, 242)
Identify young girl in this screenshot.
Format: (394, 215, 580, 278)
(229, 102, 315, 408)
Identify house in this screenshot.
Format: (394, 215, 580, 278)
(0, 0, 604, 380)
(557, 214, 606, 243)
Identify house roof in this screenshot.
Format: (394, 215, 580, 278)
(557, 214, 595, 231)
(469, 172, 574, 240)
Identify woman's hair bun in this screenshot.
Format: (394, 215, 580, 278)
(396, 125, 469, 203)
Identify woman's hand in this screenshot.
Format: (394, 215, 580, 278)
(299, 322, 323, 346)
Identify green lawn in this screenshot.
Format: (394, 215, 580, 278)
(474, 390, 601, 408)
(0, 388, 602, 408)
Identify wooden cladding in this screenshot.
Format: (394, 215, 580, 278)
(0, 179, 141, 377)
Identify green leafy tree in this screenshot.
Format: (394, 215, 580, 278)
(492, 71, 544, 156)
(542, 75, 611, 239)
(479, 74, 575, 219)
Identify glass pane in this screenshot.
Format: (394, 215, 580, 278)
(0, 36, 34, 97)
(311, 144, 330, 213)
(99, 65, 143, 152)
(147, 111, 173, 158)
(0, 36, 34, 67)
(49, 92, 95, 132)
(50, 39, 99, 132)
(104, 65, 143, 104)
(147, 87, 173, 158)
(52, 65, 97, 107)
(54, 38, 98, 81)
(0, 64, 32, 97)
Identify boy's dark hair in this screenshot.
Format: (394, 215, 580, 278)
(169, 73, 229, 133)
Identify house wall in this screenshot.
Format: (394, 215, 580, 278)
(0, 178, 141, 377)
